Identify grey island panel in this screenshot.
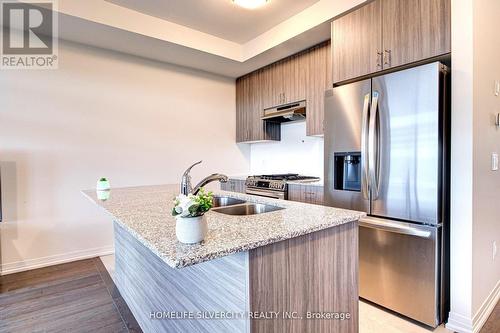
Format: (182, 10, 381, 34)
(114, 222, 250, 333)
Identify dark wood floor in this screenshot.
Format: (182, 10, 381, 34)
(0, 258, 142, 333)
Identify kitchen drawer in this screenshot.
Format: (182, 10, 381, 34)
(288, 184, 324, 205)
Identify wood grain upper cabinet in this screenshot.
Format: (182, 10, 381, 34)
(331, 0, 382, 83)
(262, 56, 305, 109)
(332, 0, 451, 84)
(261, 60, 284, 109)
(306, 42, 330, 136)
(382, 0, 451, 69)
(236, 71, 280, 143)
(237, 41, 330, 141)
(235, 75, 249, 142)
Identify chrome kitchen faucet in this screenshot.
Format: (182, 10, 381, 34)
(180, 161, 228, 195)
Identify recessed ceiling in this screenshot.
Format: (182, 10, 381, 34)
(105, 0, 320, 43)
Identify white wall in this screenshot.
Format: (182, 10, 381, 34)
(249, 121, 324, 177)
(0, 40, 250, 274)
(447, 0, 474, 330)
(448, 0, 500, 332)
(471, 0, 500, 321)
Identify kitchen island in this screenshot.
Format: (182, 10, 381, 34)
(83, 184, 364, 333)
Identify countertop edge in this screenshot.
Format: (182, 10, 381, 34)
(82, 188, 364, 270)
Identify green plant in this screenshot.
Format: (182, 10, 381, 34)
(172, 188, 214, 218)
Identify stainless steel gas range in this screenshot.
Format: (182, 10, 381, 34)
(245, 174, 320, 200)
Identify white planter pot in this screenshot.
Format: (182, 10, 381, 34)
(96, 179, 110, 191)
(175, 215, 208, 244)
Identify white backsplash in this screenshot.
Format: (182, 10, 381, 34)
(250, 121, 324, 177)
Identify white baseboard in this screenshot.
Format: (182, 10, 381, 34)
(0, 246, 115, 275)
(472, 279, 500, 333)
(446, 279, 500, 333)
(447, 312, 473, 333)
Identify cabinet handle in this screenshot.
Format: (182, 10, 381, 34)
(384, 50, 392, 66)
(376, 51, 383, 68)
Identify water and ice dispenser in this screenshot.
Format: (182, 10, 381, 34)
(333, 152, 361, 192)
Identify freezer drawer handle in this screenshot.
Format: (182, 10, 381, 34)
(359, 218, 432, 239)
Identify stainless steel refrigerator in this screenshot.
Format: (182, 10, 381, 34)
(324, 62, 449, 327)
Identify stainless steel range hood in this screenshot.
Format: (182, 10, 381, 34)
(261, 100, 306, 123)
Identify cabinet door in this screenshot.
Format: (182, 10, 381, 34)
(236, 72, 280, 143)
(272, 60, 285, 106)
(237, 179, 247, 193)
(295, 52, 308, 102)
(248, 71, 262, 142)
(221, 179, 246, 193)
(306, 42, 330, 136)
(302, 186, 322, 205)
(272, 54, 308, 106)
(288, 184, 324, 205)
(287, 184, 304, 202)
(382, 0, 450, 69)
(326, 41, 333, 90)
(332, 0, 382, 83)
(236, 76, 249, 142)
(261, 62, 284, 109)
(261, 66, 274, 110)
(282, 54, 305, 104)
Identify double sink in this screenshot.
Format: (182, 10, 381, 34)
(211, 196, 284, 216)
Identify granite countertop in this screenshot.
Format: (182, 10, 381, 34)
(82, 184, 364, 269)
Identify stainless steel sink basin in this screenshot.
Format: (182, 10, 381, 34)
(212, 196, 246, 208)
(212, 203, 284, 216)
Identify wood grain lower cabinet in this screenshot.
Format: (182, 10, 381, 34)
(220, 179, 246, 193)
(288, 184, 324, 205)
(249, 222, 358, 333)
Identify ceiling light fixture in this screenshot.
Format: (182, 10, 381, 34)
(232, 0, 269, 10)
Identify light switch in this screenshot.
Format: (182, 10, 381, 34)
(495, 81, 500, 96)
(492, 153, 499, 171)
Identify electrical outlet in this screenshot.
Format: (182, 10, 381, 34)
(493, 241, 497, 261)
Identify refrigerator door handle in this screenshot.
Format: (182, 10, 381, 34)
(369, 91, 380, 200)
(361, 93, 371, 200)
(359, 217, 433, 239)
